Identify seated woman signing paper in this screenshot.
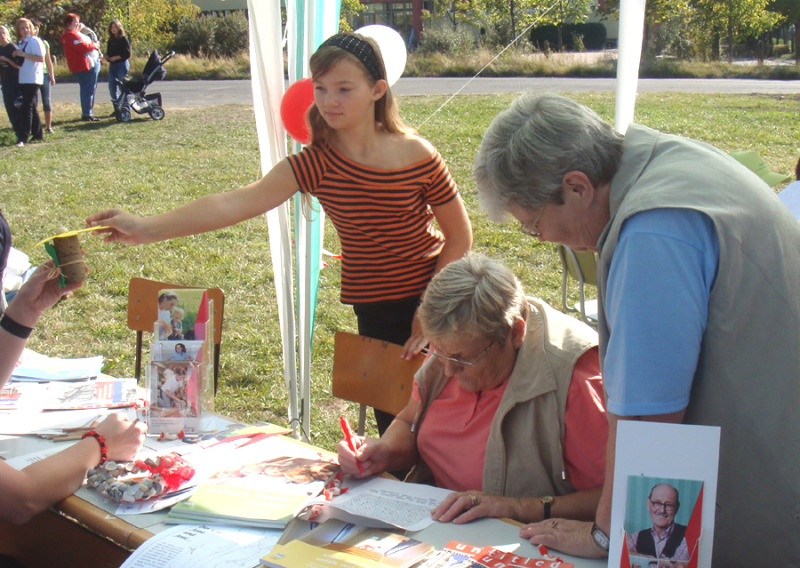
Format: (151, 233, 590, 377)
(0, 262, 146, 525)
(337, 253, 607, 525)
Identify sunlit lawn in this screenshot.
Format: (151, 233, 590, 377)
(1, 91, 798, 450)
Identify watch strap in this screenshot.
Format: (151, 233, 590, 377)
(541, 495, 554, 520)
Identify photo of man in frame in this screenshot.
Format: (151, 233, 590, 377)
(625, 476, 703, 568)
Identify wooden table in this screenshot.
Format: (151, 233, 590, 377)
(0, 421, 606, 568)
(0, 495, 151, 567)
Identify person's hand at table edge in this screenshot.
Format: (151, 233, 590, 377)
(520, 518, 608, 559)
(432, 491, 520, 525)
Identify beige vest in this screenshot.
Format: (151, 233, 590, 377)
(598, 125, 800, 566)
(409, 299, 598, 498)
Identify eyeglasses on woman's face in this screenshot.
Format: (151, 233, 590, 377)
(519, 205, 546, 238)
(421, 341, 494, 369)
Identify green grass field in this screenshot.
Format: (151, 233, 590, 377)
(2, 92, 798, 450)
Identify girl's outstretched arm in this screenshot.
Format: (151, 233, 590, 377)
(87, 160, 300, 245)
(401, 195, 473, 358)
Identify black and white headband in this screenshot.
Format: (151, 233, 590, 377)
(319, 33, 383, 81)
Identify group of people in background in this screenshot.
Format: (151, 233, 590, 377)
(0, 13, 130, 146)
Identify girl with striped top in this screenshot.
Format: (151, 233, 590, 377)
(87, 32, 472, 433)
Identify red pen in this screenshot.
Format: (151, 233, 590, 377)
(339, 416, 365, 474)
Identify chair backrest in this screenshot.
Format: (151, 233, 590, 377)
(558, 245, 599, 328)
(331, 331, 425, 436)
(560, 245, 598, 287)
(127, 277, 224, 392)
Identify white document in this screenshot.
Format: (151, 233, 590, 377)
(0, 409, 109, 436)
(610, 421, 720, 568)
(119, 524, 282, 568)
(305, 476, 453, 532)
(11, 348, 103, 381)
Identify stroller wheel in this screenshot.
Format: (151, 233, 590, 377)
(119, 108, 132, 122)
(150, 107, 165, 121)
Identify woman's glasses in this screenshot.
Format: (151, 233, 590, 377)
(421, 341, 494, 368)
(519, 206, 546, 238)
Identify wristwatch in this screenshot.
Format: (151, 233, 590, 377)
(591, 523, 609, 552)
(540, 495, 554, 520)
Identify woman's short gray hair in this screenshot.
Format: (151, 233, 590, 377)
(474, 93, 624, 221)
(419, 253, 528, 343)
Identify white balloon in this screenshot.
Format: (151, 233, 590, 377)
(355, 24, 407, 87)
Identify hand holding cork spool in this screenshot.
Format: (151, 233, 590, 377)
(52, 226, 87, 285)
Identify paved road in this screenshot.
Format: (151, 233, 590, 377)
(50, 76, 800, 108)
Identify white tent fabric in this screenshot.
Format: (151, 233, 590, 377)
(246, 1, 299, 435)
(615, 0, 647, 133)
(247, 0, 339, 440)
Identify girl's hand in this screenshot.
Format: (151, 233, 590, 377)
(400, 309, 426, 360)
(86, 208, 149, 245)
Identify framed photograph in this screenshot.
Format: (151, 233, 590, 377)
(623, 475, 703, 568)
(610, 421, 720, 568)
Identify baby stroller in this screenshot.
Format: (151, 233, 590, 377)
(115, 49, 175, 122)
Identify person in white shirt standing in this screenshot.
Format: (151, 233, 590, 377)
(12, 18, 44, 147)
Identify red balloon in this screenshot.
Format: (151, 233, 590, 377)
(280, 78, 314, 145)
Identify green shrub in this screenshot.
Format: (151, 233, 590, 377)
(213, 12, 249, 58)
(772, 44, 790, 58)
(417, 26, 474, 55)
(530, 23, 607, 51)
(173, 16, 216, 57)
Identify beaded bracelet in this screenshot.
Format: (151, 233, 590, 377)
(82, 430, 108, 465)
(0, 313, 33, 339)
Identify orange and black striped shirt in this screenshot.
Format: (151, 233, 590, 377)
(287, 142, 459, 304)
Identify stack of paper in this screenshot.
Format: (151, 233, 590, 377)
(260, 519, 434, 568)
(12, 348, 103, 382)
(166, 434, 339, 529)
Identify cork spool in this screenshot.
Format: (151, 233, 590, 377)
(52, 227, 86, 284)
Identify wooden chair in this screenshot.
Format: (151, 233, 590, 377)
(558, 245, 599, 329)
(331, 331, 425, 436)
(127, 278, 224, 392)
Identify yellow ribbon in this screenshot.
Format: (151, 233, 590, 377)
(29, 226, 110, 251)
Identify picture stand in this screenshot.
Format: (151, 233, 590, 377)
(146, 288, 215, 436)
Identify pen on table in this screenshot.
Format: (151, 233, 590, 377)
(339, 416, 365, 474)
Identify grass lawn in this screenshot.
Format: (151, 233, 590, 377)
(1, 92, 799, 450)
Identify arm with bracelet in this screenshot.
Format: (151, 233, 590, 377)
(0, 262, 147, 525)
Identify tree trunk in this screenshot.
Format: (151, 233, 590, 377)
(510, 0, 516, 46)
(795, 19, 799, 65)
(727, 14, 734, 64)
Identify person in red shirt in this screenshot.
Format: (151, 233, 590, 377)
(59, 12, 100, 121)
(338, 253, 607, 525)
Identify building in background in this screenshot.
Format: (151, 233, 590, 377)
(192, 0, 247, 16)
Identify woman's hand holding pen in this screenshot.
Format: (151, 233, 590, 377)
(336, 436, 389, 478)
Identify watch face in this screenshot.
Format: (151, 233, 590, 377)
(592, 524, 609, 550)
(541, 496, 553, 504)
